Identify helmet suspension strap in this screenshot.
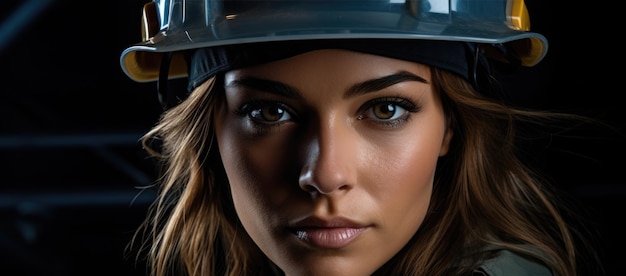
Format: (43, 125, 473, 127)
(158, 51, 175, 110)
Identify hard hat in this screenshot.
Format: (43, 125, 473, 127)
(120, 0, 547, 85)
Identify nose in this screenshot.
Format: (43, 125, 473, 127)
(298, 117, 356, 195)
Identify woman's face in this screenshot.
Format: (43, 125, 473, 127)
(215, 49, 452, 275)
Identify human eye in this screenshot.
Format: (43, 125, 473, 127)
(357, 97, 420, 128)
(236, 100, 294, 125)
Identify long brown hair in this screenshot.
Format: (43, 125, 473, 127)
(129, 68, 601, 275)
(375, 67, 602, 275)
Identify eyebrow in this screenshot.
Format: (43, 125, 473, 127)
(226, 77, 301, 98)
(226, 70, 428, 98)
(345, 70, 429, 98)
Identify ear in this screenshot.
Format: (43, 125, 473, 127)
(439, 125, 453, 157)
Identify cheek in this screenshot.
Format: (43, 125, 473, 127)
(216, 127, 268, 216)
(369, 137, 438, 215)
(363, 118, 446, 240)
(214, 112, 300, 230)
(214, 111, 264, 229)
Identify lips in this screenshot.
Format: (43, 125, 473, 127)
(289, 216, 368, 249)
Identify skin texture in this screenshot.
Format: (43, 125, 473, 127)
(214, 49, 453, 276)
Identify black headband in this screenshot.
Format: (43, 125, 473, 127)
(185, 39, 474, 93)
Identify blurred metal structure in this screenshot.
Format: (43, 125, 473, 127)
(0, 0, 54, 53)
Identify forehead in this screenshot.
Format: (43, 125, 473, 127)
(225, 49, 431, 82)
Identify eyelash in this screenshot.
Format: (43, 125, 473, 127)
(235, 97, 420, 131)
(235, 99, 296, 127)
(357, 97, 421, 128)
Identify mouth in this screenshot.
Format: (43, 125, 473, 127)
(288, 216, 369, 249)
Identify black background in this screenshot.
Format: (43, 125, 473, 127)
(1, 1, 624, 275)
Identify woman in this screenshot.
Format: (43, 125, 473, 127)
(120, 0, 602, 275)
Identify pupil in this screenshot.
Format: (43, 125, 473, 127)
(265, 107, 283, 120)
(376, 104, 394, 118)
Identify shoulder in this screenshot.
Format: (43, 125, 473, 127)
(473, 249, 553, 276)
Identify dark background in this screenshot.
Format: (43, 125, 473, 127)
(1, 1, 624, 275)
